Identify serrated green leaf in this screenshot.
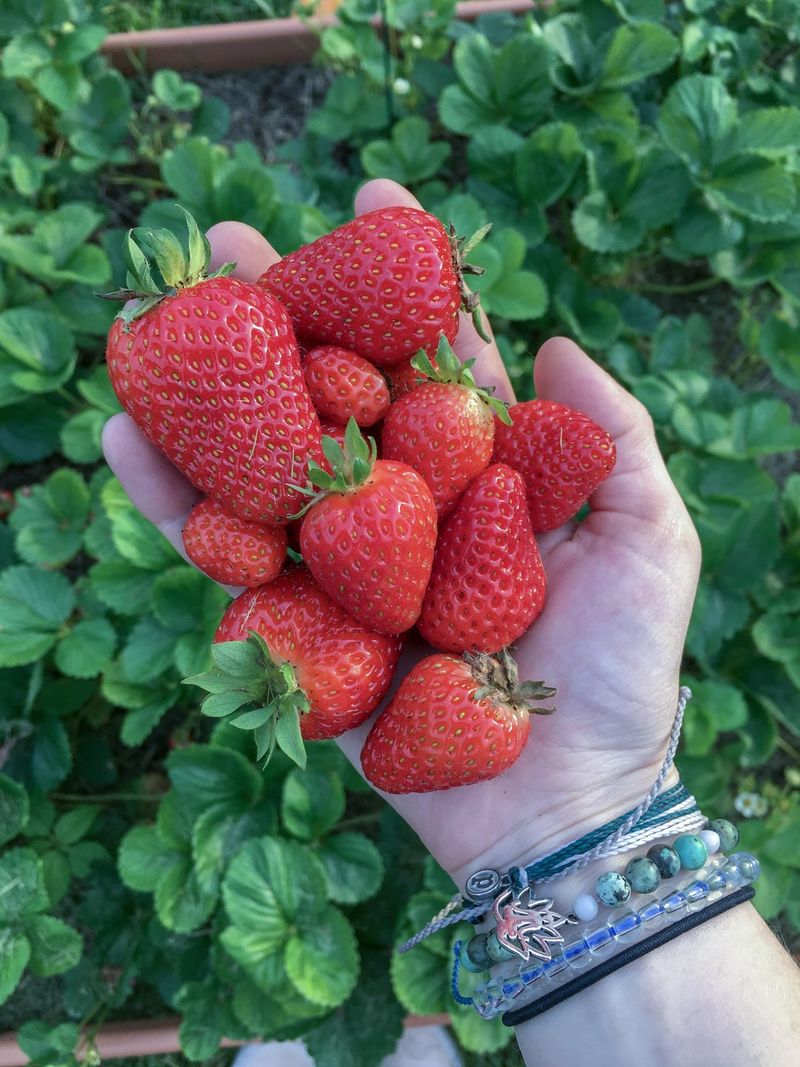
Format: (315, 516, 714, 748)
(24, 915, 82, 976)
(286, 905, 359, 1008)
(175, 982, 224, 1062)
(515, 122, 583, 207)
(153, 69, 202, 111)
(118, 824, 181, 892)
(0, 309, 77, 399)
(0, 929, 30, 1006)
(0, 566, 75, 668)
(451, 1002, 513, 1052)
(167, 745, 263, 824)
(600, 21, 679, 89)
(732, 107, 800, 156)
(0, 848, 49, 920)
(708, 156, 796, 221)
(658, 74, 737, 169)
(54, 805, 97, 847)
(54, 617, 116, 679)
(89, 559, 157, 616)
(17, 1021, 79, 1063)
(391, 942, 448, 1015)
(281, 768, 345, 840)
(223, 837, 326, 933)
(317, 832, 384, 905)
(192, 799, 277, 895)
(0, 774, 28, 846)
(155, 859, 217, 933)
(122, 614, 178, 683)
(10, 469, 89, 566)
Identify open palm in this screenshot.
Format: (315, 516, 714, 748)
(103, 179, 701, 887)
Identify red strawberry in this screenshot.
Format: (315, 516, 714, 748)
(318, 419, 348, 449)
(299, 420, 437, 634)
(361, 651, 555, 794)
(304, 345, 390, 427)
(104, 209, 324, 524)
(418, 464, 546, 654)
(384, 355, 440, 401)
(259, 207, 489, 366)
(492, 401, 616, 532)
(212, 568, 401, 742)
(182, 498, 287, 588)
(381, 338, 510, 518)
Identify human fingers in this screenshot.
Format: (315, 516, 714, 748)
(102, 223, 279, 557)
(353, 179, 515, 403)
(206, 221, 280, 280)
(534, 337, 699, 546)
(102, 412, 199, 560)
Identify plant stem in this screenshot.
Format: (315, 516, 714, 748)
(637, 276, 723, 295)
(52, 791, 164, 803)
(776, 736, 800, 764)
(108, 175, 167, 190)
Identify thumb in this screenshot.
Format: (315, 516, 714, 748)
(533, 337, 693, 537)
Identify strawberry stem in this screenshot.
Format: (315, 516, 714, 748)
(448, 221, 492, 344)
(410, 337, 512, 425)
(290, 418, 378, 518)
(183, 631, 309, 767)
(466, 649, 556, 716)
(101, 207, 235, 328)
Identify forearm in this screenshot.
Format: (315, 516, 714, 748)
(515, 901, 800, 1066)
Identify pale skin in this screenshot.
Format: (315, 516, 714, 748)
(103, 179, 800, 1064)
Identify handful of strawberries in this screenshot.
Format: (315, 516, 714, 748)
(104, 207, 616, 794)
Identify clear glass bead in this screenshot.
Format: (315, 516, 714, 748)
(681, 879, 710, 912)
(704, 868, 728, 898)
(502, 977, 525, 999)
(521, 963, 545, 987)
(733, 852, 760, 884)
(542, 956, 570, 982)
(563, 939, 592, 969)
(662, 890, 688, 917)
(721, 857, 746, 888)
(611, 910, 643, 944)
(584, 922, 614, 955)
(472, 977, 504, 1018)
(639, 899, 666, 929)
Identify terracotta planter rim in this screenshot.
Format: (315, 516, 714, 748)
(0, 1013, 451, 1066)
(102, 1, 538, 72)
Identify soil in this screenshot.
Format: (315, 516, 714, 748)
(192, 63, 336, 161)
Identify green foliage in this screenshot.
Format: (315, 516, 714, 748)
(2, 0, 800, 1059)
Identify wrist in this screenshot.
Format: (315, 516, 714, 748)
(447, 764, 681, 894)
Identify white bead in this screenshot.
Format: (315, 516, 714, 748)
(573, 893, 599, 921)
(699, 829, 721, 855)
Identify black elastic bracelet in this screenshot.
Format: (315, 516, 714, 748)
(502, 885, 755, 1027)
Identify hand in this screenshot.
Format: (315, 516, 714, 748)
(103, 179, 701, 891)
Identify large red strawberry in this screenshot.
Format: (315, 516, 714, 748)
(361, 651, 555, 794)
(259, 207, 489, 366)
(303, 345, 390, 427)
(104, 209, 324, 524)
(381, 338, 510, 518)
(182, 498, 287, 588)
(418, 464, 546, 654)
(492, 401, 616, 532)
(299, 420, 437, 634)
(205, 568, 401, 746)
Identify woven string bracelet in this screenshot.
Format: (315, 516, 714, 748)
(398, 686, 694, 953)
(500, 885, 755, 1026)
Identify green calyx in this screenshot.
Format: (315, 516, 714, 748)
(466, 649, 556, 717)
(291, 417, 378, 517)
(100, 206, 235, 327)
(448, 221, 492, 343)
(183, 632, 309, 768)
(411, 336, 512, 425)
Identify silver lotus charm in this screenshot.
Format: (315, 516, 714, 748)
(492, 886, 575, 962)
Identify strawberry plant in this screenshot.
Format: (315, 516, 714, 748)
(1, 0, 800, 1061)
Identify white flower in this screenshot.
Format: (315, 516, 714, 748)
(409, 34, 423, 49)
(393, 78, 411, 96)
(734, 791, 768, 818)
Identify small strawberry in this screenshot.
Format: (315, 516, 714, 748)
(381, 337, 511, 518)
(361, 650, 555, 794)
(303, 345, 390, 427)
(384, 355, 439, 401)
(298, 420, 437, 635)
(182, 498, 287, 588)
(259, 207, 490, 366)
(492, 401, 616, 532)
(418, 464, 546, 654)
(104, 209, 324, 524)
(187, 568, 402, 757)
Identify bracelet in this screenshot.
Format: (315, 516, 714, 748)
(461, 849, 760, 1019)
(501, 885, 755, 1027)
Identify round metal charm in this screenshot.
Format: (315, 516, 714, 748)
(465, 868, 502, 902)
